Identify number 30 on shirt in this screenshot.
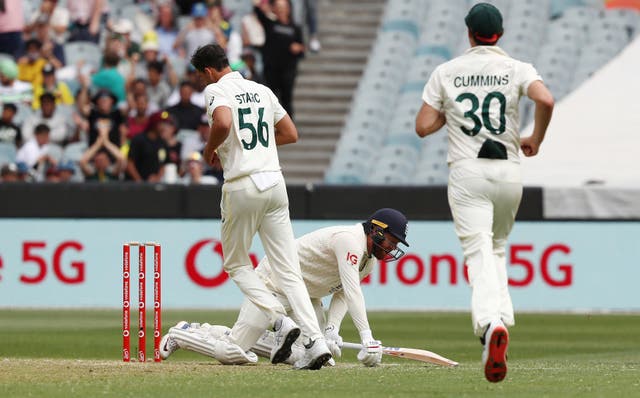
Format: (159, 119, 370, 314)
(455, 91, 506, 136)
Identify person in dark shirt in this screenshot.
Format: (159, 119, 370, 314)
(79, 122, 125, 182)
(87, 89, 126, 147)
(253, 0, 304, 118)
(0, 103, 22, 146)
(166, 81, 205, 130)
(126, 111, 168, 182)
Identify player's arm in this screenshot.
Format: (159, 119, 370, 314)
(521, 81, 554, 157)
(270, 89, 297, 145)
(330, 234, 376, 338)
(415, 102, 446, 137)
(326, 290, 348, 329)
(416, 67, 446, 137)
(331, 240, 382, 367)
(274, 114, 298, 145)
(204, 106, 232, 166)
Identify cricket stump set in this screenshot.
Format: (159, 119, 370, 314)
(122, 242, 161, 362)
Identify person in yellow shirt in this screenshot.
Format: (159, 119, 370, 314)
(31, 63, 74, 110)
(17, 39, 62, 87)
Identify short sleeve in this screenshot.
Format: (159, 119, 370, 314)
(422, 65, 444, 111)
(268, 89, 287, 123)
(516, 62, 543, 97)
(203, 84, 232, 121)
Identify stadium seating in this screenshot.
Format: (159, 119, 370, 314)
(63, 41, 103, 72)
(62, 142, 88, 163)
(47, 144, 64, 163)
(0, 142, 17, 165)
(13, 103, 34, 127)
(176, 129, 199, 144)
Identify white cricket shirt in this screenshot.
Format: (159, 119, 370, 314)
(204, 71, 287, 182)
(257, 224, 375, 332)
(422, 46, 542, 164)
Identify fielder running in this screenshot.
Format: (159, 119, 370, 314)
(415, 2, 554, 383)
(159, 208, 410, 368)
(189, 44, 330, 369)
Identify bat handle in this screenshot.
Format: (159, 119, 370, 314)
(341, 342, 364, 350)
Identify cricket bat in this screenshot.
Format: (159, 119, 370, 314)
(341, 342, 459, 367)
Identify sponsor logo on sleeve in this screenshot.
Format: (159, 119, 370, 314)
(347, 252, 358, 266)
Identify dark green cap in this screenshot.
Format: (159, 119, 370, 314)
(465, 3, 503, 44)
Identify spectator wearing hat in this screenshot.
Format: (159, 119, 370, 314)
(0, 103, 22, 147)
(44, 164, 61, 182)
(32, 63, 74, 110)
(24, 0, 70, 45)
(91, 51, 127, 103)
(0, 0, 25, 57)
(67, 0, 108, 43)
(17, 38, 63, 86)
(126, 111, 170, 182)
(77, 77, 127, 147)
(124, 39, 178, 89)
(14, 161, 32, 181)
(0, 163, 20, 183)
(181, 151, 220, 185)
(112, 19, 141, 59)
(174, 2, 227, 59)
(21, 92, 69, 145)
(79, 124, 125, 182)
(0, 59, 32, 104)
(16, 123, 56, 169)
(166, 81, 205, 130)
(57, 160, 76, 182)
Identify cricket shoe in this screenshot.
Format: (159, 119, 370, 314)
(482, 320, 509, 383)
(293, 338, 332, 370)
(270, 316, 301, 364)
(159, 321, 190, 359)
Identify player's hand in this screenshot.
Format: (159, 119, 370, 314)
(324, 324, 342, 358)
(520, 135, 541, 157)
(357, 339, 382, 367)
(289, 42, 304, 54)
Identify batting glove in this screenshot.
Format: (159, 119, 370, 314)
(324, 324, 343, 358)
(357, 330, 382, 367)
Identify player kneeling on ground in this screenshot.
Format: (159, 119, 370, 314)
(160, 208, 410, 368)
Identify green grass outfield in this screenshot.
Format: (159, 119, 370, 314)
(0, 310, 638, 398)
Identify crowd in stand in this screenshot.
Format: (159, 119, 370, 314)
(0, 0, 317, 184)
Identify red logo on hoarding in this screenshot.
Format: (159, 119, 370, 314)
(185, 239, 259, 288)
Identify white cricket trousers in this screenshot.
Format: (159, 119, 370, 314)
(448, 158, 522, 336)
(229, 293, 325, 351)
(220, 177, 323, 341)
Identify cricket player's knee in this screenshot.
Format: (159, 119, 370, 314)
(460, 232, 493, 256)
(493, 238, 507, 255)
(224, 261, 256, 276)
(199, 323, 232, 339)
